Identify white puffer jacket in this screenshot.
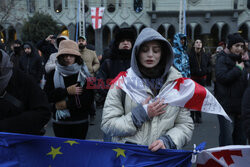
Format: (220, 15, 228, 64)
(101, 67, 194, 149)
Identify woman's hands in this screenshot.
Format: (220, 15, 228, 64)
(142, 96, 167, 118)
(67, 84, 83, 95)
(148, 140, 166, 152)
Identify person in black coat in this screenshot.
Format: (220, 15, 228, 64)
(44, 40, 93, 139)
(215, 33, 248, 146)
(19, 42, 43, 83)
(0, 49, 51, 135)
(95, 28, 136, 107)
(188, 39, 210, 123)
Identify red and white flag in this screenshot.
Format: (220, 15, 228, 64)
(110, 68, 231, 122)
(91, 7, 105, 29)
(196, 145, 250, 167)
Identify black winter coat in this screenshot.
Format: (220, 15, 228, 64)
(242, 84, 250, 140)
(0, 69, 51, 135)
(188, 50, 210, 77)
(44, 70, 93, 122)
(215, 51, 248, 114)
(19, 42, 43, 83)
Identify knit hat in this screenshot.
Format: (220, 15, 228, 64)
(227, 33, 245, 49)
(57, 40, 81, 57)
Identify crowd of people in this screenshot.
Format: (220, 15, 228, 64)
(0, 27, 249, 152)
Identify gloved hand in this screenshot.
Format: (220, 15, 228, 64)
(55, 100, 67, 110)
(67, 84, 83, 95)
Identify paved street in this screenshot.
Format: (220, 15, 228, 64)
(45, 95, 220, 152)
(45, 86, 220, 151)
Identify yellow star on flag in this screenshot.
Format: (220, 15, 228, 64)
(64, 140, 79, 146)
(47, 146, 63, 160)
(112, 148, 126, 158)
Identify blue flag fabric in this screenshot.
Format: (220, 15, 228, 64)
(0, 132, 193, 167)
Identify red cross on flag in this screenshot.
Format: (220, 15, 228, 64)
(91, 7, 105, 29)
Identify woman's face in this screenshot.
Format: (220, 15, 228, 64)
(194, 39, 202, 49)
(230, 42, 244, 55)
(139, 41, 161, 68)
(63, 54, 76, 66)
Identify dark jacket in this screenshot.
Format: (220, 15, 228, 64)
(215, 51, 248, 114)
(44, 70, 93, 123)
(19, 42, 43, 83)
(188, 49, 210, 85)
(0, 68, 51, 135)
(36, 39, 57, 63)
(242, 80, 250, 140)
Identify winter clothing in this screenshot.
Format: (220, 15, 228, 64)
(0, 50, 51, 135)
(44, 40, 93, 139)
(36, 38, 57, 63)
(172, 33, 190, 78)
(79, 48, 100, 76)
(19, 42, 43, 83)
(215, 48, 248, 146)
(101, 28, 194, 149)
(227, 33, 245, 49)
(95, 28, 135, 106)
(45, 36, 69, 73)
(242, 82, 250, 141)
(57, 40, 82, 57)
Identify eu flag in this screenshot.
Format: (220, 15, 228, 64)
(0, 132, 193, 167)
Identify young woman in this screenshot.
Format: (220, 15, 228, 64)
(44, 40, 93, 139)
(188, 39, 210, 123)
(215, 33, 247, 146)
(101, 28, 194, 151)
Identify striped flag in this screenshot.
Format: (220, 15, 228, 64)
(110, 68, 231, 122)
(91, 7, 105, 29)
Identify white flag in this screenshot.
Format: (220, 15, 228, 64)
(196, 145, 250, 167)
(91, 7, 105, 29)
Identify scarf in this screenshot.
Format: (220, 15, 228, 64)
(110, 68, 231, 122)
(0, 50, 13, 95)
(53, 62, 89, 121)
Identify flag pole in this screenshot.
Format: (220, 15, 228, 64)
(75, 0, 81, 41)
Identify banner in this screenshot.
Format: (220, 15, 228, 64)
(0, 132, 193, 167)
(91, 7, 105, 29)
(197, 145, 250, 167)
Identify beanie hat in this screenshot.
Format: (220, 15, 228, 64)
(78, 36, 86, 40)
(227, 33, 245, 49)
(115, 28, 136, 45)
(57, 40, 81, 57)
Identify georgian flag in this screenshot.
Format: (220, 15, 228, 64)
(110, 68, 231, 122)
(91, 7, 105, 29)
(196, 145, 250, 167)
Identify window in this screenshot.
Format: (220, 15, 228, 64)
(134, 0, 143, 13)
(28, 0, 36, 13)
(54, 0, 62, 13)
(48, 0, 51, 8)
(234, 0, 238, 9)
(84, 0, 89, 13)
(107, 0, 115, 13)
(65, 0, 68, 8)
(0, 0, 6, 10)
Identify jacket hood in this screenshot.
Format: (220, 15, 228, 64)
(173, 33, 187, 51)
(23, 42, 38, 56)
(131, 28, 174, 78)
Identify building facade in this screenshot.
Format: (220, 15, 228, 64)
(0, 0, 249, 54)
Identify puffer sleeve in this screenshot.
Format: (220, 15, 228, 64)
(165, 107, 194, 149)
(101, 85, 137, 137)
